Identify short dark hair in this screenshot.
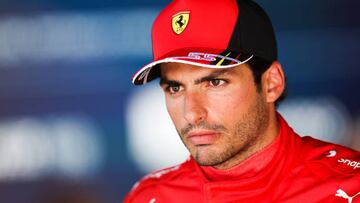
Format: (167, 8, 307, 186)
(247, 56, 286, 107)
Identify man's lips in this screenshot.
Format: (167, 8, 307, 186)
(187, 131, 220, 145)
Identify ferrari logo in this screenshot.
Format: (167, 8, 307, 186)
(172, 11, 190, 35)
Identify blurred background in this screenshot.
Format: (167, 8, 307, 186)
(0, 0, 359, 202)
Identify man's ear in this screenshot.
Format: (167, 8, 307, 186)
(262, 61, 285, 103)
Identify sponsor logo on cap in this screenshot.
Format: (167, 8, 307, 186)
(172, 11, 190, 35)
(172, 52, 241, 64)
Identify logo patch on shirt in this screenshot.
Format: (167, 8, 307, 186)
(326, 150, 337, 158)
(172, 11, 190, 35)
(335, 189, 360, 203)
(338, 158, 360, 170)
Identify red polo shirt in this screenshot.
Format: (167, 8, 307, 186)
(124, 115, 360, 203)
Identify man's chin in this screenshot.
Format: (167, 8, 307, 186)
(194, 158, 217, 166)
(192, 152, 223, 167)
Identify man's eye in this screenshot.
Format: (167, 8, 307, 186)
(168, 85, 182, 94)
(209, 79, 226, 87)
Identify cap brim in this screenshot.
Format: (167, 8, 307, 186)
(132, 51, 253, 85)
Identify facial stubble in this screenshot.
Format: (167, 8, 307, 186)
(178, 94, 270, 169)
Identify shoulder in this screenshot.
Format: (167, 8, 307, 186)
(297, 136, 359, 176)
(123, 158, 195, 203)
(279, 136, 360, 201)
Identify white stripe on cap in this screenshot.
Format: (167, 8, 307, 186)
(132, 55, 253, 84)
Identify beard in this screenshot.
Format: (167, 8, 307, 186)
(178, 93, 270, 168)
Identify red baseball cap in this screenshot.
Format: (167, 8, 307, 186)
(132, 0, 277, 85)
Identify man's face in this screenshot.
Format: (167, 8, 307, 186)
(160, 63, 271, 169)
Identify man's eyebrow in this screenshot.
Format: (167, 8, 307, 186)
(159, 78, 182, 87)
(159, 69, 233, 86)
(194, 69, 231, 84)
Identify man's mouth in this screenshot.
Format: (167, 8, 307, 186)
(187, 131, 220, 146)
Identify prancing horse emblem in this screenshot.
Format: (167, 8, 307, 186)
(172, 11, 190, 35)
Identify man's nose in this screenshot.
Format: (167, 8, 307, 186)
(183, 92, 207, 125)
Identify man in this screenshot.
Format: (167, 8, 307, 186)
(125, 0, 360, 202)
